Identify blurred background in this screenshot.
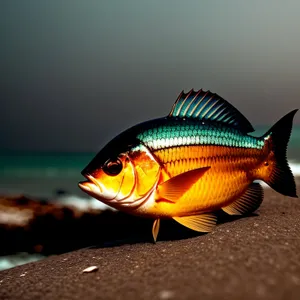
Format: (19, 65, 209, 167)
(1, 1, 300, 270)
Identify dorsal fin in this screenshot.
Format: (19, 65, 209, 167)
(169, 89, 254, 133)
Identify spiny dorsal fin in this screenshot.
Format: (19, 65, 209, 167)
(222, 182, 264, 215)
(169, 89, 254, 133)
(173, 213, 217, 232)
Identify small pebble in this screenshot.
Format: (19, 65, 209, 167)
(82, 266, 99, 273)
(159, 290, 174, 299)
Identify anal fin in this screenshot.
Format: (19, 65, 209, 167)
(173, 213, 217, 232)
(222, 182, 264, 215)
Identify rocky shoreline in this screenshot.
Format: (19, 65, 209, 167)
(0, 195, 155, 256)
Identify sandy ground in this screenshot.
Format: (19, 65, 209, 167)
(0, 182, 300, 300)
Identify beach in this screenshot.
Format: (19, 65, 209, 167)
(0, 179, 299, 300)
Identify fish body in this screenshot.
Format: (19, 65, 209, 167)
(79, 89, 298, 241)
(134, 118, 265, 216)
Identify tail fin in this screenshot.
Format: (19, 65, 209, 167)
(262, 109, 298, 198)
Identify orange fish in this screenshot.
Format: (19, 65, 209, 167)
(79, 89, 298, 242)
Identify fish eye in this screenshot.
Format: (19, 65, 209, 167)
(103, 158, 123, 176)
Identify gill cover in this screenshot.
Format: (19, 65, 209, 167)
(129, 144, 161, 199)
(80, 142, 161, 207)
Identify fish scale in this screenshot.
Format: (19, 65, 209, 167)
(155, 146, 262, 168)
(137, 119, 264, 151)
(137, 116, 268, 215)
(150, 145, 262, 215)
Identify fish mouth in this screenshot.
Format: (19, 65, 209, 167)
(79, 174, 117, 201)
(78, 174, 103, 194)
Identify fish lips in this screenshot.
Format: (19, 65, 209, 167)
(78, 180, 94, 193)
(78, 173, 102, 194)
(78, 173, 118, 201)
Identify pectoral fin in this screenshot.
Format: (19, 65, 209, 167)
(152, 219, 160, 243)
(157, 167, 210, 202)
(222, 182, 264, 215)
(173, 213, 217, 232)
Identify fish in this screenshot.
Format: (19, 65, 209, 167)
(78, 89, 298, 242)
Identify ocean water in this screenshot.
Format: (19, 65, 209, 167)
(0, 126, 300, 203)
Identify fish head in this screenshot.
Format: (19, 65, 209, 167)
(79, 135, 161, 210)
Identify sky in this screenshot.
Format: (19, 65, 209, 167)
(1, 1, 300, 152)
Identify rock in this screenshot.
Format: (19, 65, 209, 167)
(0, 195, 151, 255)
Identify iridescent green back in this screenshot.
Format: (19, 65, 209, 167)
(137, 118, 263, 151)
